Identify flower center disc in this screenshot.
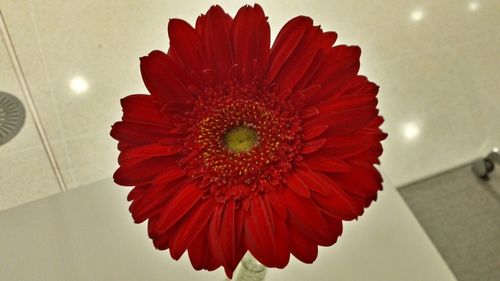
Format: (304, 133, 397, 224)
(223, 125, 257, 153)
(181, 80, 303, 194)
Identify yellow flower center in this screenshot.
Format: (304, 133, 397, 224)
(223, 125, 257, 153)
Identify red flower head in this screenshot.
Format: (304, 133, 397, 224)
(111, 4, 387, 278)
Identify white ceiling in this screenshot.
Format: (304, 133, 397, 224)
(0, 0, 499, 210)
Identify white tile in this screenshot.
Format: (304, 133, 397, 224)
(376, 44, 496, 186)
(64, 132, 119, 188)
(0, 146, 60, 211)
(0, 27, 39, 151)
(1, 0, 79, 188)
(50, 139, 78, 189)
(0, 23, 61, 211)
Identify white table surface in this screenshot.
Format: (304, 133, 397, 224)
(0, 177, 457, 281)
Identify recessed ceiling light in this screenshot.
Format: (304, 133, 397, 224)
(410, 9, 424, 22)
(468, 1, 479, 11)
(70, 76, 89, 94)
(403, 122, 420, 140)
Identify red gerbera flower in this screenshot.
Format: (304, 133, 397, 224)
(111, 4, 386, 278)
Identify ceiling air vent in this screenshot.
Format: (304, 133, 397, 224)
(0, 91, 26, 145)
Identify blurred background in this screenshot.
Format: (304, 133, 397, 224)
(0, 1, 498, 280)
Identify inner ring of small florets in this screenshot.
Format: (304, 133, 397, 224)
(181, 81, 303, 194)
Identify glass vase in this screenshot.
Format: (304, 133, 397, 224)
(227, 253, 267, 281)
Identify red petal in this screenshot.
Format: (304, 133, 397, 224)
(327, 75, 376, 100)
(349, 145, 383, 164)
(323, 215, 343, 243)
(324, 134, 377, 149)
(220, 201, 238, 278)
(332, 163, 383, 199)
(318, 92, 377, 113)
(266, 191, 288, 219)
(152, 232, 170, 251)
(244, 196, 280, 267)
(126, 184, 148, 202)
(167, 19, 203, 73)
(198, 5, 234, 80)
(310, 177, 365, 220)
(321, 145, 372, 161)
(367, 115, 385, 129)
(291, 49, 325, 91)
(169, 198, 215, 260)
(287, 223, 318, 263)
(268, 16, 311, 82)
(285, 172, 311, 197)
(129, 181, 178, 223)
(301, 106, 320, 120)
(120, 94, 166, 124)
(289, 84, 321, 106)
(152, 164, 185, 185)
(207, 204, 226, 267)
(293, 168, 333, 196)
(319, 45, 360, 91)
(113, 157, 175, 186)
(231, 4, 270, 76)
(324, 128, 385, 156)
(274, 25, 336, 93)
(307, 107, 379, 136)
(117, 142, 133, 152)
(303, 124, 329, 141)
(140, 51, 194, 106)
(148, 216, 160, 238)
(207, 203, 243, 276)
(188, 226, 221, 271)
(301, 138, 327, 154)
(303, 153, 351, 173)
(313, 75, 378, 113)
(234, 205, 247, 268)
(156, 183, 203, 234)
(118, 143, 180, 166)
(305, 45, 361, 105)
(283, 189, 333, 246)
(272, 211, 291, 268)
(110, 121, 175, 145)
